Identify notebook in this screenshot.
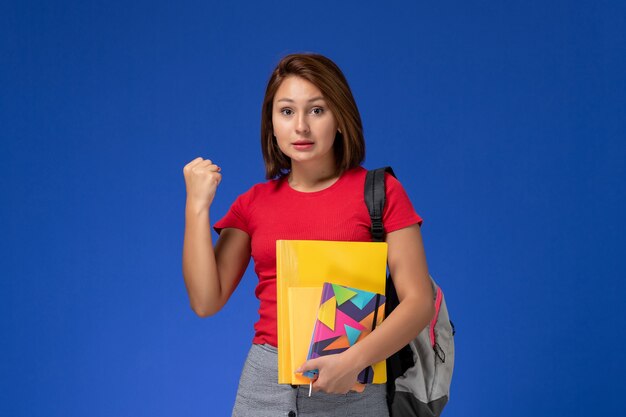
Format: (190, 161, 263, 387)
(303, 282, 387, 384)
(276, 239, 388, 386)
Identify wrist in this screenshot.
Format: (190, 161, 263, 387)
(186, 198, 210, 216)
(342, 344, 369, 373)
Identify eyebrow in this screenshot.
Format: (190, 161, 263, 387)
(276, 96, 326, 103)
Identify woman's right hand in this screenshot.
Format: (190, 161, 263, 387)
(183, 157, 222, 211)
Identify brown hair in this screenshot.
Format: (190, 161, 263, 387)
(260, 53, 365, 179)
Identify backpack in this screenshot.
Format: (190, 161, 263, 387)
(364, 167, 455, 417)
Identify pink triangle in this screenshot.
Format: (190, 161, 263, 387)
(313, 308, 366, 342)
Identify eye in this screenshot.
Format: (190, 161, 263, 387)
(280, 108, 294, 116)
(311, 107, 325, 115)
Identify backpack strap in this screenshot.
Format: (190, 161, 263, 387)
(366, 168, 454, 413)
(364, 167, 396, 242)
(365, 167, 415, 389)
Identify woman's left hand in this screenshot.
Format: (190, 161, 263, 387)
(296, 352, 361, 394)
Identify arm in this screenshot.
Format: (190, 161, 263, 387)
(343, 224, 435, 369)
(181, 157, 251, 317)
(297, 224, 434, 393)
(182, 204, 251, 317)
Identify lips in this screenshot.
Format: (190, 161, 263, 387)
(292, 140, 314, 151)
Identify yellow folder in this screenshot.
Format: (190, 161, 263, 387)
(276, 239, 388, 385)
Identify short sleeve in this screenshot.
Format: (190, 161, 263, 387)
(213, 192, 251, 235)
(382, 173, 423, 233)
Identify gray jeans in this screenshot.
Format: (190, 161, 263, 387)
(232, 344, 389, 417)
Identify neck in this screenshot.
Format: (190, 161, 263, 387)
(288, 159, 339, 192)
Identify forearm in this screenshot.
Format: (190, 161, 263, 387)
(182, 200, 222, 316)
(343, 291, 435, 372)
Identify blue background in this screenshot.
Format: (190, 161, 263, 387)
(2, 1, 625, 416)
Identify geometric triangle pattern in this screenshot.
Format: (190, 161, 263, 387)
(318, 296, 336, 331)
(358, 303, 386, 329)
(344, 325, 361, 346)
(323, 334, 350, 351)
(313, 308, 366, 341)
(350, 290, 376, 309)
(305, 282, 386, 385)
(332, 283, 358, 305)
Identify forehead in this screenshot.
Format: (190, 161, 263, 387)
(274, 76, 325, 102)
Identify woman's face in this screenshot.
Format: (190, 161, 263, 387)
(272, 76, 339, 168)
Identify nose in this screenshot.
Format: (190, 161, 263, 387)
(295, 113, 310, 134)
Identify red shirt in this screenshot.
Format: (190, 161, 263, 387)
(213, 166, 422, 347)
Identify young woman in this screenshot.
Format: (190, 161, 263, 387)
(182, 53, 435, 417)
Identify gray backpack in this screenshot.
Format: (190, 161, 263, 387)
(365, 167, 455, 417)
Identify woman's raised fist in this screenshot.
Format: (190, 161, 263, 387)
(183, 157, 222, 211)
